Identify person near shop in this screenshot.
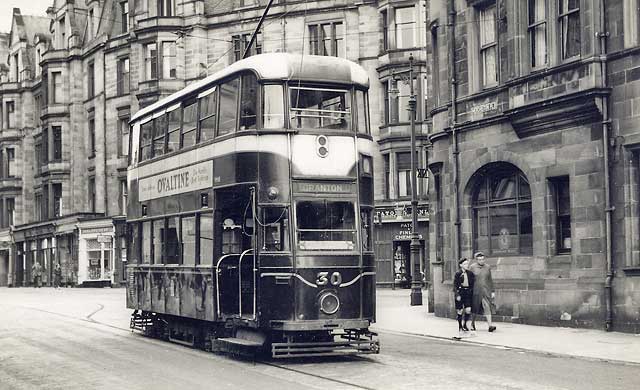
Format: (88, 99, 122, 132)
(453, 257, 474, 333)
(54, 262, 62, 289)
(470, 251, 496, 332)
(32, 261, 43, 288)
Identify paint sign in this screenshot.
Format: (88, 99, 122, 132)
(139, 161, 213, 201)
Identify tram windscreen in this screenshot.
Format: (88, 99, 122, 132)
(296, 200, 356, 251)
(289, 87, 351, 130)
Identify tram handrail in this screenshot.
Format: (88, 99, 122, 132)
(237, 248, 255, 319)
(215, 253, 241, 318)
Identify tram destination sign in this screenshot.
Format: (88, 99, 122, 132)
(294, 182, 355, 194)
(139, 161, 213, 201)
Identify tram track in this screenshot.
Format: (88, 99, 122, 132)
(7, 302, 383, 390)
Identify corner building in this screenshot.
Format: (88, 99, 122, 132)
(426, 0, 640, 332)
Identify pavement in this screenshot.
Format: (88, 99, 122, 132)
(372, 288, 640, 365)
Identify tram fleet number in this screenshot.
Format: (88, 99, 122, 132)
(316, 272, 342, 286)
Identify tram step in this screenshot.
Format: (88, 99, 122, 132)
(211, 337, 263, 358)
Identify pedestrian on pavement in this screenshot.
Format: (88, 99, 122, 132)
(54, 262, 62, 289)
(32, 261, 43, 288)
(453, 257, 474, 334)
(470, 251, 496, 332)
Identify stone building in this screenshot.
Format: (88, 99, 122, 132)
(0, 0, 431, 288)
(426, 0, 640, 332)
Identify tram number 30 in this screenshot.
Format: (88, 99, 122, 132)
(316, 271, 342, 286)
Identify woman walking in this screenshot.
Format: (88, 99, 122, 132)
(470, 251, 496, 332)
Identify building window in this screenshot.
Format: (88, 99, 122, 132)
(232, 32, 262, 62)
(395, 7, 415, 49)
(35, 140, 43, 172)
(5, 101, 15, 128)
(52, 126, 62, 161)
(89, 177, 96, 213)
(89, 118, 96, 156)
(472, 165, 532, 256)
(396, 152, 414, 198)
(117, 57, 130, 95)
(388, 78, 411, 124)
(384, 154, 391, 199)
(53, 184, 62, 218)
(479, 5, 498, 86)
(119, 179, 127, 215)
(118, 116, 130, 157)
(158, 0, 175, 16)
(145, 43, 158, 80)
(6, 148, 15, 177)
(161, 42, 176, 79)
(558, 0, 580, 59)
(382, 10, 388, 51)
(34, 95, 42, 127)
(59, 17, 66, 49)
(553, 177, 571, 253)
(35, 193, 43, 221)
(6, 198, 14, 226)
(42, 128, 49, 164)
(528, 0, 548, 68)
(624, 0, 639, 48)
(120, 1, 129, 34)
(309, 22, 344, 57)
(431, 24, 440, 107)
(52, 72, 63, 103)
(88, 62, 95, 98)
(88, 9, 95, 40)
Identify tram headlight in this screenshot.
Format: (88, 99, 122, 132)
(267, 186, 279, 200)
(316, 135, 329, 158)
(319, 291, 340, 315)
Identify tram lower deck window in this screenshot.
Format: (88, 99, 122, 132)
(295, 200, 356, 250)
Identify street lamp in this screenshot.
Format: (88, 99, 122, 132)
(389, 55, 423, 306)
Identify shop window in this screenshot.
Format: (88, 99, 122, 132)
(528, 0, 548, 68)
(472, 165, 532, 256)
(559, 0, 580, 59)
(552, 176, 571, 253)
(309, 21, 344, 57)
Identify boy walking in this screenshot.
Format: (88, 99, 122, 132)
(453, 258, 475, 334)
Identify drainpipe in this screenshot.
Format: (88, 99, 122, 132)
(597, 0, 613, 332)
(447, 0, 460, 260)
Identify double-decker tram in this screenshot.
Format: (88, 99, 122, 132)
(126, 53, 379, 358)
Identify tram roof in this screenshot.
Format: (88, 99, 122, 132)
(131, 53, 370, 122)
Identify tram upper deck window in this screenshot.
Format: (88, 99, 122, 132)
(153, 114, 167, 157)
(356, 90, 370, 135)
(262, 207, 290, 252)
(218, 78, 239, 136)
(296, 200, 356, 251)
(240, 74, 257, 131)
(198, 88, 217, 142)
(167, 106, 181, 153)
(181, 100, 197, 148)
(290, 86, 351, 131)
(140, 120, 153, 161)
(262, 85, 284, 129)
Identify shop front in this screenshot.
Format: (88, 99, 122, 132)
(374, 203, 429, 288)
(78, 219, 115, 287)
(0, 231, 11, 287)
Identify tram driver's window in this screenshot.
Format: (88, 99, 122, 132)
(261, 207, 289, 252)
(262, 85, 284, 129)
(239, 74, 257, 131)
(296, 200, 356, 250)
(290, 87, 351, 130)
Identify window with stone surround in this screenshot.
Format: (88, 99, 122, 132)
(117, 57, 130, 95)
(6, 148, 15, 177)
(232, 32, 262, 62)
(52, 72, 63, 104)
(158, 0, 175, 16)
(6, 198, 14, 226)
(309, 21, 344, 57)
(382, 10, 389, 51)
(120, 1, 129, 34)
(5, 101, 15, 128)
(53, 183, 62, 218)
(384, 154, 391, 199)
(472, 165, 533, 256)
(89, 177, 96, 213)
(119, 179, 127, 215)
(144, 43, 158, 80)
(558, 0, 580, 59)
(88, 61, 95, 99)
(53, 126, 62, 161)
(35, 192, 43, 221)
(551, 176, 571, 253)
(118, 113, 130, 157)
(478, 4, 498, 87)
(528, 0, 548, 68)
(397, 151, 414, 199)
(624, 0, 639, 48)
(161, 42, 176, 79)
(88, 117, 96, 157)
(395, 7, 416, 49)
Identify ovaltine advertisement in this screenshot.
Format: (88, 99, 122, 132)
(139, 161, 213, 201)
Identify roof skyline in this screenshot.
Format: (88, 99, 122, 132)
(0, 1, 52, 34)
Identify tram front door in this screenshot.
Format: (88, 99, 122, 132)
(214, 185, 256, 319)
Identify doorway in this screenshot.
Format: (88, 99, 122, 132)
(393, 241, 411, 288)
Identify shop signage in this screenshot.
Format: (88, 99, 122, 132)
(139, 161, 213, 201)
(394, 223, 423, 240)
(97, 235, 112, 243)
(374, 205, 429, 223)
(90, 258, 100, 266)
(82, 227, 112, 235)
(471, 101, 498, 114)
(293, 181, 355, 194)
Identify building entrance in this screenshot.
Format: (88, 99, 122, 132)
(393, 241, 411, 288)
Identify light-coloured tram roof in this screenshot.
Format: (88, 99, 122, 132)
(132, 53, 370, 122)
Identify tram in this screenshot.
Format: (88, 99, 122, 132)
(125, 53, 379, 358)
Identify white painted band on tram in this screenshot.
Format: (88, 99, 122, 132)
(260, 271, 376, 289)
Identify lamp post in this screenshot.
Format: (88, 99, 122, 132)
(407, 54, 422, 306)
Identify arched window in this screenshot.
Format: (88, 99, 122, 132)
(472, 164, 532, 256)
